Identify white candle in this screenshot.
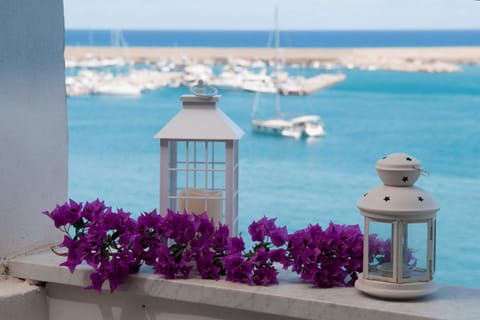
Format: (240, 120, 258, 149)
(178, 188, 223, 225)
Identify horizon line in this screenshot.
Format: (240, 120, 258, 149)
(65, 28, 480, 32)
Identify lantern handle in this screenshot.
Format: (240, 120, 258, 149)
(190, 80, 218, 98)
(414, 165, 430, 177)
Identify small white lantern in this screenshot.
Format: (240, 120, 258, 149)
(355, 153, 439, 299)
(154, 82, 244, 235)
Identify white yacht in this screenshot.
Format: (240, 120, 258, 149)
(250, 7, 326, 140)
(290, 115, 326, 137)
(251, 118, 302, 139)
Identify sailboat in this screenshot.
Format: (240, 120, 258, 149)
(250, 7, 326, 139)
(93, 30, 142, 97)
(251, 91, 304, 139)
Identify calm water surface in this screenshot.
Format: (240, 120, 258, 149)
(68, 65, 480, 288)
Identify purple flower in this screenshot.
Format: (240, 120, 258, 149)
(193, 212, 215, 239)
(286, 222, 364, 288)
(134, 209, 164, 265)
(268, 248, 290, 267)
(82, 233, 105, 267)
(81, 199, 106, 221)
(250, 247, 269, 266)
(85, 270, 107, 294)
(178, 261, 193, 279)
(161, 209, 198, 244)
(223, 253, 252, 284)
(43, 199, 83, 228)
(152, 247, 177, 278)
(44, 198, 374, 292)
(105, 254, 132, 293)
(59, 235, 83, 273)
(270, 225, 288, 247)
(210, 224, 229, 251)
(248, 216, 276, 242)
(227, 236, 245, 255)
(252, 265, 279, 286)
(196, 256, 221, 280)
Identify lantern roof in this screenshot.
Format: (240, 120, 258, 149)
(376, 153, 423, 186)
(357, 185, 439, 219)
(358, 153, 439, 219)
(376, 153, 422, 172)
(154, 94, 244, 141)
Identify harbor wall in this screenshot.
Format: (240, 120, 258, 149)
(65, 46, 480, 65)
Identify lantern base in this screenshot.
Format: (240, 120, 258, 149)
(355, 274, 437, 300)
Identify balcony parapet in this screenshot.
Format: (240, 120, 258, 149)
(5, 249, 480, 320)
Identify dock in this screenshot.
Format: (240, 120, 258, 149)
(279, 73, 346, 95)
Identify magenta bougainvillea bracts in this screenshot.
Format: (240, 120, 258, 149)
(44, 199, 371, 293)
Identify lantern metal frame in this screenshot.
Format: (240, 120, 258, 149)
(355, 153, 439, 299)
(155, 83, 244, 235)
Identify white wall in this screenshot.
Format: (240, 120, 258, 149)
(46, 284, 300, 320)
(0, 0, 67, 259)
(0, 279, 48, 320)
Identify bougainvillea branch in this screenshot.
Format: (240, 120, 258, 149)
(287, 223, 363, 287)
(44, 199, 368, 293)
(43, 199, 140, 293)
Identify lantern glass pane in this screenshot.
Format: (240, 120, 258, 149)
(211, 141, 226, 164)
(166, 140, 228, 225)
(172, 140, 226, 190)
(175, 141, 187, 169)
(213, 171, 225, 190)
(400, 222, 429, 283)
(367, 220, 393, 279)
(191, 142, 205, 171)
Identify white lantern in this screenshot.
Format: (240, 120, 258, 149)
(355, 153, 439, 299)
(154, 81, 244, 235)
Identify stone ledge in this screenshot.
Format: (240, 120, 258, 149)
(7, 250, 480, 320)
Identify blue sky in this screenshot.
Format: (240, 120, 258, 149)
(64, 0, 480, 30)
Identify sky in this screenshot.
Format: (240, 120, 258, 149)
(63, 0, 480, 30)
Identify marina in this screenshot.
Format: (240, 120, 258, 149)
(64, 46, 480, 97)
(65, 54, 347, 97)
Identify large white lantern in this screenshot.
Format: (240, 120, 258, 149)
(355, 153, 439, 299)
(154, 82, 244, 235)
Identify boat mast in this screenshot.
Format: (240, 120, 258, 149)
(274, 5, 281, 117)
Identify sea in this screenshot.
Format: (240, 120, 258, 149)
(66, 30, 480, 288)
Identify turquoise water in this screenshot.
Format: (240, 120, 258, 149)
(68, 65, 480, 288)
(66, 29, 480, 48)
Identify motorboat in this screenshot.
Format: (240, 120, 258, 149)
(290, 115, 326, 137)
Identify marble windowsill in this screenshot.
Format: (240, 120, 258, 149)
(7, 249, 480, 320)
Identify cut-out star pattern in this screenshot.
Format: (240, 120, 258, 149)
(406, 157, 412, 161)
(418, 196, 424, 202)
(384, 196, 390, 202)
(402, 176, 409, 182)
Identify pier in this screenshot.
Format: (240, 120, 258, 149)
(65, 46, 480, 66)
(279, 73, 347, 95)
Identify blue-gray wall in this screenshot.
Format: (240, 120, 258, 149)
(0, 0, 67, 258)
